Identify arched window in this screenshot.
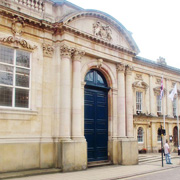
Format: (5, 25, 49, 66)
(173, 126, 178, 146)
(137, 127, 143, 142)
(85, 69, 108, 87)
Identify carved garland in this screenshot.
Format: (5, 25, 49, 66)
(42, 43, 54, 57)
(0, 36, 37, 50)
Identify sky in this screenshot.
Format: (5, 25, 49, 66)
(67, 0, 180, 68)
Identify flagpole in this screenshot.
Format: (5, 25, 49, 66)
(163, 96, 165, 130)
(177, 95, 179, 148)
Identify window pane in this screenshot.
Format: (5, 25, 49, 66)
(0, 71, 13, 85)
(0, 45, 14, 64)
(16, 50, 30, 68)
(15, 88, 29, 108)
(15, 68, 29, 87)
(0, 86, 12, 106)
(85, 71, 94, 82)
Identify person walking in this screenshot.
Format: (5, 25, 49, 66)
(164, 139, 172, 164)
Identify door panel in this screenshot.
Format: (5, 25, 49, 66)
(84, 88, 108, 162)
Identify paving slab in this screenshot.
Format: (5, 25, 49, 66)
(1, 154, 180, 180)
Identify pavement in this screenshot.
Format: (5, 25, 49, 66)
(1, 153, 180, 180)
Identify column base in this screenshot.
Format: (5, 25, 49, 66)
(117, 138, 138, 165)
(58, 140, 87, 172)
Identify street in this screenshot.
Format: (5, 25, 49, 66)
(125, 166, 180, 180)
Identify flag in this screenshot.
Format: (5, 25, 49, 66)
(160, 76, 163, 100)
(169, 84, 177, 101)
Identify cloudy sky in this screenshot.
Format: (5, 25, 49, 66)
(67, 0, 180, 68)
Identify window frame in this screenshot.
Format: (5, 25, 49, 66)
(136, 91, 142, 112)
(0, 45, 31, 109)
(137, 127, 144, 143)
(157, 95, 162, 113)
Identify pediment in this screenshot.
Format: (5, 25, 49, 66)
(153, 86, 167, 95)
(132, 81, 149, 89)
(61, 10, 139, 54)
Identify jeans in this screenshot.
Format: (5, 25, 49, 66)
(165, 153, 172, 164)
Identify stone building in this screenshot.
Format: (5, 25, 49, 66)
(0, 0, 179, 173)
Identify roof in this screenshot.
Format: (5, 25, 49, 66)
(134, 56, 180, 74)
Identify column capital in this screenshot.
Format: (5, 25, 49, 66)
(125, 65, 134, 75)
(60, 44, 74, 58)
(73, 49, 85, 62)
(116, 63, 125, 72)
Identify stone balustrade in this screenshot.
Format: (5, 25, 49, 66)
(13, 0, 44, 12)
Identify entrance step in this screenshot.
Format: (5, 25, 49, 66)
(88, 160, 112, 168)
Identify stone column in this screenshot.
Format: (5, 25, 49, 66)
(72, 49, 85, 140)
(125, 65, 134, 137)
(59, 45, 74, 140)
(117, 63, 126, 138)
(149, 75, 155, 116)
(151, 122, 157, 152)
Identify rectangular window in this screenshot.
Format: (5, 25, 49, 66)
(136, 91, 142, 112)
(173, 98, 177, 117)
(0, 45, 30, 108)
(157, 95, 162, 113)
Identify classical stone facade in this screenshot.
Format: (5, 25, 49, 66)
(0, 0, 179, 173)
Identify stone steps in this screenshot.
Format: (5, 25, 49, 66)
(138, 154, 178, 164)
(88, 160, 112, 168)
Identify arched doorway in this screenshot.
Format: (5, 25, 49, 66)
(173, 126, 178, 146)
(84, 69, 109, 162)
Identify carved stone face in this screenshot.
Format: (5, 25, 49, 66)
(12, 18, 24, 36)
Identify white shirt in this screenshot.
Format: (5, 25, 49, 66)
(164, 143, 169, 154)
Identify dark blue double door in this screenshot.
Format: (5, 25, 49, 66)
(84, 87, 108, 162)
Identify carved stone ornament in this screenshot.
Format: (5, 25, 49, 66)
(153, 86, 166, 96)
(97, 59, 103, 68)
(125, 65, 133, 75)
(116, 63, 125, 72)
(132, 81, 149, 90)
(93, 21, 112, 41)
(42, 43, 54, 57)
(135, 74, 143, 80)
(12, 17, 25, 36)
(60, 44, 75, 58)
(157, 56, 167, 66)
(73, 49, 85, 61)
(0, 36, 37, 50)
(156, 78, 161, 85)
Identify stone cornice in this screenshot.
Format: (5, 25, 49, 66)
(0, 5, 53, 30)
(56, 25, 136, 56)
(0, 6, 137, 55)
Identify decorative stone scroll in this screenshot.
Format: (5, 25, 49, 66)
(93, 21, 112, 41)
(132, 81, 149, 90)
(0, 36, 37, 50)
(12, 17, 25, 36)
(42, 43, 54, 57)
(60, 44, 75, 58)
